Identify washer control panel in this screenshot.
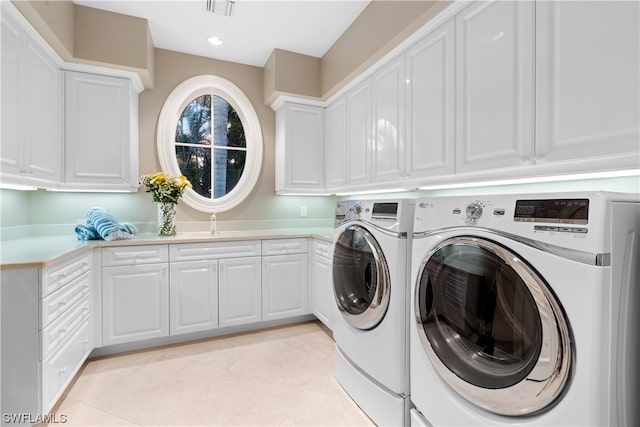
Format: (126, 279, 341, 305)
(465, 202, 484, 222)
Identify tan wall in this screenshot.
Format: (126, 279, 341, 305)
(16, 0, 453, 102)
(320, 0, 452, 99)
(263, 49, 321, 106)
(11, 0, 75, 59)
(11, 0, 154, 88)
(139, 49, 334, 223)
(261, 0, 454, 103)
(74, 5, 154, 88)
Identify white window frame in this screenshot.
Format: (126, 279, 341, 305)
(157, 75, 263, 213)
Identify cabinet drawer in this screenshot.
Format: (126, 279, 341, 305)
(102, 245, 168, 266)
(170, 240, 261, 262)
(41, 319, 91, 413)
(40, 295, 91, 360)
(312, 239, 333, 258)
(262, 238, 308, 255)
(41, 272, 91, 329)
(41, 253, 92, 298)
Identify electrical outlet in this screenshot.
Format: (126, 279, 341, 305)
(300, 206, 307, 217)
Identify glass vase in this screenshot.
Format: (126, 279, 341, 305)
(157, 202, 177, 236)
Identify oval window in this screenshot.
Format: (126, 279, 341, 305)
(157, 76, 263, 212)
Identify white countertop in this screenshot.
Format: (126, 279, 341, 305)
(0, 228, 334, 270)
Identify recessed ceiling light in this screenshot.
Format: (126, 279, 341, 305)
(208, 36, 223, 46)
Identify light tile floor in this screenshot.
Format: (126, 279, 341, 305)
(42, 321, 375, 427)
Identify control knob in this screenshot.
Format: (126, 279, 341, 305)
(466, 202, 483, 221)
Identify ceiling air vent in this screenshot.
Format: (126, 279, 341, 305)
(205, 0, 235, 17)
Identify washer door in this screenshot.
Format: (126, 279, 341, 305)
(333, 225, 390, 330)
(415, 236, 572, 416)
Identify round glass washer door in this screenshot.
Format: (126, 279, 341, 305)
(333, 225, 390, 330)
(415, 236, 572, 416)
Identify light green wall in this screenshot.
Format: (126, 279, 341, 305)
(0, 189, 337, 233)
(0, 189, 31, 228)
(1, 176, 637, 235)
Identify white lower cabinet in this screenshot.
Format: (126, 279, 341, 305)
(170, 260, 218, 335)
(1, 251, 93, 418)
(101, 263, 169, 346)
(310, 239, 333, 329)
(218, 257, 262, 327)
(262, 251, 309, 321)
(101, 245, 170, 346)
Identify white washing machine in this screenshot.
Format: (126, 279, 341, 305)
(332, 199, 415, 426)
(409, 191, 640, 426)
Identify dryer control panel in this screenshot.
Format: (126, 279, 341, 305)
(335, 199, 414, 233)
(514, 198, 589, 224)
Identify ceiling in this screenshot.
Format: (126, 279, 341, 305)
(73, 0, 371, 67)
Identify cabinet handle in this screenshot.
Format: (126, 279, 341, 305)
(58, 367, 67, 376)
(58, 300, 68, 308)
(58, 327, 68, 337)
(81, 339, 90, 348)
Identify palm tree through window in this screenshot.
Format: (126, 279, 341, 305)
(174, 95, 247, 199)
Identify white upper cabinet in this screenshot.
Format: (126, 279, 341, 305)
(372, 56, 406, 182)
(1, 3, 62, 188)
(405, 18, 456, 180)
(64, 71, 139, 191)
(1, 2, 141, 192)
(346, 79, 373, 186)
(275, 102, 324, 194)
(455, 0, 535, 174)
(324, 96, 347, 191)
(535, 1, 640, 169)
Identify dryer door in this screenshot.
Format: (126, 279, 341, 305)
(415, 236, 572, 416)
(333, 225, 390, 330)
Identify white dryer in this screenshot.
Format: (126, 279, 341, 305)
(409, 192, 640, 426)
(332, 199, 415, 426)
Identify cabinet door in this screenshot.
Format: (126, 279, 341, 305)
(456, 0, 534, 173)
(405, 19, 456, 180)
(535, 1, 639, 166)
(1, 6, 62, 185)
(218, 257, 262, 327)
(170, 260, 218, 335)
(275, 102, 324, 193)
(102, 264, 169, 346)
(23, 38, 62, 183)
(64, 71, 138, 191)
(262, 254, 308, 321)
(1, 10, 23, 178)
(372, 56, 405, 182)
(311, 254, 333, 329)
(346, 79, 372, 186)
(324, 96, 347, 190)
